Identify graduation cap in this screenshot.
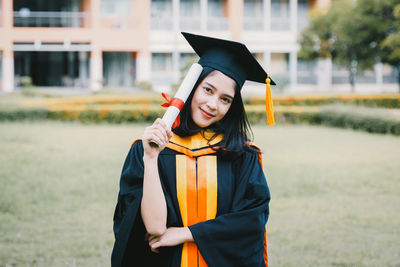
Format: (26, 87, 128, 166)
(181, 32, 276, 126)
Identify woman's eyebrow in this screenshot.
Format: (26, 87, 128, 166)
(204, 82, 216, 90)
(204, 82, 234, 99)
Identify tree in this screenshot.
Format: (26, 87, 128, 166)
(298, 1, 341, 60)
(332, 0, 393, 91)
(382, 3, 400, 91)
(299, 0, 363, 91)
(299, 0, 400, 91)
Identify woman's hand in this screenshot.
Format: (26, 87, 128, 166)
(142, 118, 173, 159)
(146, 227, 194, 253)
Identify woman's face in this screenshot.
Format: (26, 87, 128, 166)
(190, 70, 236, 128)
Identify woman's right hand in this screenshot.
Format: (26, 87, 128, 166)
(142, 118, 173, 159)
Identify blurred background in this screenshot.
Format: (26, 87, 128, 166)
(0, 0, 398, 94)
(0, 0, 399, 266)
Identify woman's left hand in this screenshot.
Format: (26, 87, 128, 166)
(147, 227, 193, 253)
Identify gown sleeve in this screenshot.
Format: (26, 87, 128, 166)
(111, 141, 180, 267)
(188, 150, 271, 267)
(111, 140, 146, 267)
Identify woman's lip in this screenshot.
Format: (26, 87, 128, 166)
(200, 108, 215, 119)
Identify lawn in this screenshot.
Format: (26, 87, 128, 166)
(0, 122, 399, 266)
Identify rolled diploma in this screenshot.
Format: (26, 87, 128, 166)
(161, 63, 203, 129)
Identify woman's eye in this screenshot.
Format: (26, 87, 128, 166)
(221, 97, 231, 104)
(204, 87, 212, 93)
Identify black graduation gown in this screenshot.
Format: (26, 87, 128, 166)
(111, 133, 271, 267)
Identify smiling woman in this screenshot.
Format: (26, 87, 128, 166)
(173, 66, 255, 158)
(190, 70, 236, 128)
(111, 32, 275, 267)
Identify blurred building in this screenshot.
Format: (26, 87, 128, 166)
(0, 0, 397, 94)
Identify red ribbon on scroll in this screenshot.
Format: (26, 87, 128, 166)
(161, 92, 185, 129)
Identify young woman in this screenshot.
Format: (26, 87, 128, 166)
(112, 32, 273, 267)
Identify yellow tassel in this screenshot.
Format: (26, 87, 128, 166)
(265, 75, 275, 126)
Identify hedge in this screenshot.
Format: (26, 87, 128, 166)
(1, 104, 399, 135)
(246, 94, 400, 108)
(0, 107, 49, 121)
(317, 107, 400, 135)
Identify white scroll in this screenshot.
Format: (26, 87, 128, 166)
(150, 63, 203, 147)
(161, 63, 203, 128)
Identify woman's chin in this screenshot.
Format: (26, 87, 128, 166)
(192, 119, 212, 129)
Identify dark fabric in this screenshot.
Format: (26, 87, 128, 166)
(189, 152, 270, 267)
(111, 140, 270, 267)
(111, 141, 182, 267)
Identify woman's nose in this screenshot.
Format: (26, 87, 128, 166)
(206, 97, 218, 110)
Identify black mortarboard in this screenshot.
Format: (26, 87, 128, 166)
(181, 32, 276, 88)
(181, 32, 276, 126)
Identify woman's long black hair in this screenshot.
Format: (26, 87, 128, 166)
(173, 67, 259, 159)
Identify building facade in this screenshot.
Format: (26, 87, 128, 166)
(0, 0, 397, 94)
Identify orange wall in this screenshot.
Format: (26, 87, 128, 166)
(227, 0, 243, 41)
(1, 0, 150, 52)
(1, 0, 332, 53)
(96, 0, 150, 51)
(91, 0, 150, 51)
(0, 0, 13, 51)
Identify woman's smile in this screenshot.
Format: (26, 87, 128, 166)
(199, 107, 215, 119)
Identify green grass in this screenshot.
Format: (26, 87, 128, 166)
(0, 122, 399, 266)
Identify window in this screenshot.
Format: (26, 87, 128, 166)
(271, 0, 290, 30)
(297, 59, 317, 84)
(152, 53, 172, 72)
(208, 0, 225, 17)
(179, 0, 200, 30)
(179, 53, 198, 69)
(271, 0, 289, 18)
(151, 0, 172, 17)
(298, 0, 309, 30)
(151, 0, 173, 29)
(180, 0, 200, 17)
(298, 0, 309, 17)
(207, 0, 228, 30)
(101, 0, 131, 17)
(244, 0, 264, 30)
(244, 0, 263, 17)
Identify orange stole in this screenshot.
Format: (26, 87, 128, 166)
(176, 155, 217, 267)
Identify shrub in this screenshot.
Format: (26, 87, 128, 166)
(318, 106, 400, 135)
(245, 94, 400, 108)
(0, 107, 48, 121)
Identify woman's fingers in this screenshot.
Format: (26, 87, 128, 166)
(142, 118, 173, 157)
(148, 121, 170, 144)
(149, 130, 166, 146)
(167, 129, 173, 139)
(154, 122, 170, 144)
(148, 237, 161, 253)
(157, 119, 171, 136)
(149, 240, 161, 253)
(148, 238, 156, 246)
(154, 119, 172, 139)
(144, 129, 166, 147)
(147, 235, 158, 243)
